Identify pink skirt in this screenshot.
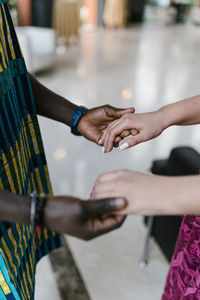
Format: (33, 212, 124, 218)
(162, 215, 200, 300)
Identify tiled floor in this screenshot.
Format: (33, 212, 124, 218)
(35, 24, 200, 300)
(35, 256, 61, 300)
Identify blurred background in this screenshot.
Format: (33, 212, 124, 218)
(8, 0, 200, 74)
(8, 1, 200, 300)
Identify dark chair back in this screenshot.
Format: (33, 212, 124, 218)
(146, 146, 200, 261)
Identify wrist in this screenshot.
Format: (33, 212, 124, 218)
(153, 176, 191, 215)
(43, 196, 57, 230)
(172, 175, 200, 215)
(64, 103, 79, 126)
(157, 104, 177, 130)
(76, 111, 88, 136)
(70, 106, 88, 136)
(149, 176, 180, 215)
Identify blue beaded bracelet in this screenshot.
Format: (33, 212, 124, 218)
(70, 106, 88, 136)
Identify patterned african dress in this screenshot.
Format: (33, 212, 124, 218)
(0, 1, 61, 299)
(162, 216, 200, 300)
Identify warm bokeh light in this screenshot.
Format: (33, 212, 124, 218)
(54, 148, 67, 160)
(121, 89, 133, 100)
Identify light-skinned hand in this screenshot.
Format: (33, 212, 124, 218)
(91, 169, 178, 216)
(99, 110, 167, 153)
(77, 105, 136, 147)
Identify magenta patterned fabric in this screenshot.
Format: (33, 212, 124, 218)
(162, 215, 200, 300)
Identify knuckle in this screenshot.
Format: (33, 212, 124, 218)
(116, 223, 122, 229)
(110, 130, 117, 137)
(104, 104, 112, 115)
(107, 122, 114, 130)
(112, 220, 121, 230)
(115, 169, 129, 183)
(107, 127, 112, 134)
(114, 170, 124, 179)
(105, 104, 111, 109)
(109, 135, 116, 143)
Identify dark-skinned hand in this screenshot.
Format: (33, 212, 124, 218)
(77, 105, 136, 146)
(44, 196, 127, 240)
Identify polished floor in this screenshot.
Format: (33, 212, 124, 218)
(35, 24, 200, 300)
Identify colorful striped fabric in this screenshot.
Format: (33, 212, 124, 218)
(0, 1, 61, 299)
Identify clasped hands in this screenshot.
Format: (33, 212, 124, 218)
(90, 108, 170, 218)
(47, 105, 167, 240)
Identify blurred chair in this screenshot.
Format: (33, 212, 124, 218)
(16, 27, 56, 73)
(52, 0, 79, 45)
(103, 0, 127, 29)
(140, 146, 200, 266)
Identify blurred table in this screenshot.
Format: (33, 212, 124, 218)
(103, 0, 127, 28)
(52, 0, 79, 45)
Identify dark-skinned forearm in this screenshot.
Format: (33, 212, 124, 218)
(0, 190, 31, 224)
(0, 190, 55, 228)
(30, 74, 78, 126)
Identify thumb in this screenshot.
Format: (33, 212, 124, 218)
(83, 198, 127, 217)
(105, 105, 135, 119)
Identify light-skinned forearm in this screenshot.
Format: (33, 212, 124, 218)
(150, 174, 200, 216)
(93, 171, 200, 216)
(30, 74, 78, 126)
(159, 95, 200, 129)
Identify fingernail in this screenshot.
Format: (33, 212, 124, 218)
(120, 143, 129, 151)
(102, 147, 105, 153)
(115, 198, 126, 208)
(98, 139, 102, 145)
